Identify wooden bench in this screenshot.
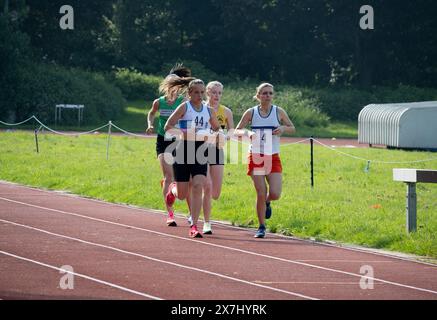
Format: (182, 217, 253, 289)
(393, 169, 437, 233)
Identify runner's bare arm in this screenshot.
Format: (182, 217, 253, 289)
(234, 109, 255, 138)
(164, 103, 187, 132)
(225, 107, 235, 130)
(273, 108, 296, 136)
(209, 108, 221, 132)
(146, 99, 160, 134)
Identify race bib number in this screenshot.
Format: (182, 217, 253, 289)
(194, 116, 205, 128)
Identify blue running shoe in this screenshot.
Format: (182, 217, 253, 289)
(254, 225, 266, 238)
(265, 202, 272, 219)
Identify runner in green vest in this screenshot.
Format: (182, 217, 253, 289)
(146, 64, 193, 227)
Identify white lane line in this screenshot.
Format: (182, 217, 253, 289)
(0, 219, 317, 300)
(254, 281, 367, 285)
(2, 180, 435, 268)
(1, 196, 437, 296)
(0, 250, 162, 300)
(295, 260, 394, 263)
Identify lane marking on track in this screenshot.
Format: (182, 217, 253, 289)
(254, 281, 369, 285)
(295, 260, 393, 263)
(0, 250, 162, 300)
(1, 196, 437, 296)
(0, 219, 318, 300)
(2, 180, 436, 268)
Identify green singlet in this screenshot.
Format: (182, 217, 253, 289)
(157, 96, 184, 136)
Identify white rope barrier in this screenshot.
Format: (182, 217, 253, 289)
(110, 122, 147, 138)
(32, 117, 110, 136)
(281, 138, 312, 147)
(312, 139, 372, 162)
(0, 116, 36, 126)
(313, 138, 437, 164)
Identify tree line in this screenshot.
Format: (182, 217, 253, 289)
(3, 0, 437, 87)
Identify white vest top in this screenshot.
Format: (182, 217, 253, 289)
(250, 105, 281, 155)
(178, 101, 211, 132)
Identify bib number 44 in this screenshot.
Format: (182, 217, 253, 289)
(194, 116, 205, 128)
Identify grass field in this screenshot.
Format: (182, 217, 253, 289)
(0, 131, 436, 259)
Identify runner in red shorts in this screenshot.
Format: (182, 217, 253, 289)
(235, 83, 296, 238)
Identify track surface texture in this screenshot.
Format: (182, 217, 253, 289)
(0, 181, 436, 300)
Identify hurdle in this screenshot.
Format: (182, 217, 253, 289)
(393, 169, 437, 233)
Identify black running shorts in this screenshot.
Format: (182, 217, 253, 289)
(172, 140, 208, 182)
(156, 134, 176, 157)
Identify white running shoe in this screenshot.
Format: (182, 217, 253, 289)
(203, 222, 212, 235)
(187, 215, 193, 226)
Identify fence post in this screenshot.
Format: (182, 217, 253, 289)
(106, 121, 112, 160)
(34, 129, 39, 154)
(310, 136, 314, 188)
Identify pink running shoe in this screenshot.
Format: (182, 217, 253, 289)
(166, 211, 177, 227)
(189, 225, 203, 238)
(165, 182, 177, 207)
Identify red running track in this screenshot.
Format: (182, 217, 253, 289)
(0, 181, 436, 300)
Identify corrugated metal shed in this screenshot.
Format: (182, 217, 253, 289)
(358, 101, 437, 150)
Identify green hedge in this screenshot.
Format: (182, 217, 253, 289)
(220, 82, 437, 127)
(221, 83, 330, 128)
(301, 85, 437, 121)
(109, 62, 231, 101)
(108, 68, 161, 101)
(9, 63, 126, 125)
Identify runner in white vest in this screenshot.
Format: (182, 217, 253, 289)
(164, 79, 221, 238)
(235, 83, 296, 238)
(250, 104, 281, 156)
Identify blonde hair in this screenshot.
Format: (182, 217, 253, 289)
(159, 74, 180, 98)
(159, 63, 193, 98)
(253, 83, 274, 101)
(188, 79, 205, 91)
(206, 81, 224, 93)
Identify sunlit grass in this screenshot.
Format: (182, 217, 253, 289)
(0, 131, 436, 258)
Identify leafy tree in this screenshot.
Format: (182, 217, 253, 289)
(0, 2, 32, 121)
(22, 0, 119, 70)
(4, 0, 437, 88)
